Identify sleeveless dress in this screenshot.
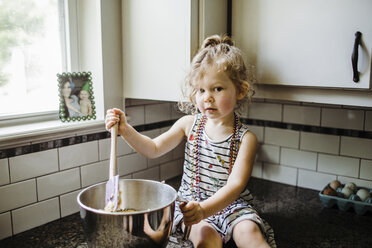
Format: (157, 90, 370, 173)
(173, 114, 276, 247)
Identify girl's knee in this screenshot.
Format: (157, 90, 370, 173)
(233, 220, 271, 248)
(234, 220, 261, 235)
(189, 222, 222, 248)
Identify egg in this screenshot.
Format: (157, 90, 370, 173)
(344, 182, 357, 193)
(356, 188, 370, 201)
(341, 186, 353, 198)
(323, 186, 337, 196)
(329, 180, 342, 191)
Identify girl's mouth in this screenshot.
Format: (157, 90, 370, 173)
(205, 108, 217, 112)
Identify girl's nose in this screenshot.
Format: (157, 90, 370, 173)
(204, 91, 214, 102)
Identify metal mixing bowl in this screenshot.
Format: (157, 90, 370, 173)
(77, 179, 177, 248)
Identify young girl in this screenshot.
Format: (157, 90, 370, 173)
(105, 35, 276, 248)
(79, 82, 93, 116)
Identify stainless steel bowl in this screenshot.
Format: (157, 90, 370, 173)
(77, 179, 177, 248)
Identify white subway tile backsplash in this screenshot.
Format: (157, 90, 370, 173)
(248, 102, 282, 122)
(132, 167, 160, 181)
(160, 126, 171, 134)
(99, 137, 132, 160)
(171, 104, 185, 120)
(360, 159, 372, 180)
(0, 212, 12, 239)
(9, 150, 58, 183)
(318, 154, 359, 178)
(60, 190, 80, 217)
(262, 163, 297, 186)
(300, 132, 340, 155)
(160, 159, 183, 181)
(0, 159, 9, 186)
(297, 170, 336, 191)
(264, 127, 299, 148)
(338, 176, 372, 189)
(283, 105, 321, 126)
(340, 136, 372, 160)
(126, 105, 145, 126)
(240, 102, 250, 118)
(365, 111, 372, 131)
(321, 108, 364, 130)
(81, 160, 109, 187)
(117, 153, 147, 176)
(37, 168, 80, 201)
(251, 161, 263, 178)
(280, 148, 317, 170)
(172, 142, 185, 160)
(148, 153, 173, 168)
(59, 141, 99, 170)
(12, 198, 60, 235)
(0, 179, 36, 213)
(257, 144, 280, 164)
(141, 129, 161, 139)
(247, 125, 264, 143)
(145, 103, 171, 124)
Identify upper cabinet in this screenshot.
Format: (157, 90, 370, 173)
(122, 0, 228, 102)
(232, 0, 372, 89)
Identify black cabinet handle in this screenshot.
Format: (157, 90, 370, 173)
(351, 31, 362, 82)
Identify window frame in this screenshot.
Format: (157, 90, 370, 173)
(0, 0, 124, 147)
(0, 0, 77, 125)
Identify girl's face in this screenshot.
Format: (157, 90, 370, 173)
(62, 82, 72, 97)
(194, 67, 243, 121)
(79, 90, 90, 100)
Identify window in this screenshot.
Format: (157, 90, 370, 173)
(0, 0, 68, 118)
(0, 0, 122, 142)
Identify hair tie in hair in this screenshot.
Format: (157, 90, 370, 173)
(202, 34, 234, 49)
(222, 36, 234, 46)
(203, 37, 220, 48)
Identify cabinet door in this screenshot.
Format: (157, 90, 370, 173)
(232, 0, 372, 89)
(122, 0, 228, 102)
(122, 0, 198, 102)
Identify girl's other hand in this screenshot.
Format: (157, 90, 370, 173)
(179, 201, 204, 226)
(105, 108, 126, 132)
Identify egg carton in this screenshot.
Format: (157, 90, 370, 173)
(319, 184, 372, 215)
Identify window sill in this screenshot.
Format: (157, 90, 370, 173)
(0, 119, 105, 149)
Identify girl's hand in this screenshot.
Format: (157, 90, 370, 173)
(105, 108, 127, 133)
(179, 201, 205, 226)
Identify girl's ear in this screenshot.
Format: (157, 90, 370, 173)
(237, 81, 249, 100)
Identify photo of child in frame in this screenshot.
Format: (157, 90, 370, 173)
(57, 72, 96, 122)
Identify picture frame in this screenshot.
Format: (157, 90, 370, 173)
(57, 72, 96, 122)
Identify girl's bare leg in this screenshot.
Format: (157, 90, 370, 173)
(232, 220, 270, 248)
(186, 221, 223, 248)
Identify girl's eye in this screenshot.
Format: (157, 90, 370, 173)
(214, 87, 223, 92)
(198, 88, 205, 93)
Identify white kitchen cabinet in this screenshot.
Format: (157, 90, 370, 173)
(122, 0, 228, 102)
(232, 0, 372, 89)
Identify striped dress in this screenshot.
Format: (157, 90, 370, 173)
(173, 114, 276, 247)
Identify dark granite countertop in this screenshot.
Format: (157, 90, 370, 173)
(1, 177, 372, 248)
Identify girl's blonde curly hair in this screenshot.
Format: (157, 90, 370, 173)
(178, 34, 255, 115)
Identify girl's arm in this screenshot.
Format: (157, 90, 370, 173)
(181, 131, 258, 225)
(105, 108, 193, 158)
